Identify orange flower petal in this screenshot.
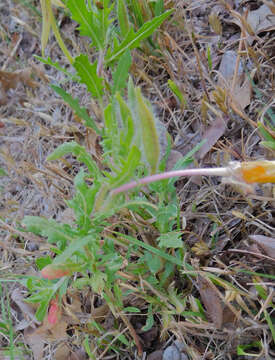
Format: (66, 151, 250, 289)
(240, 161, 275, 184)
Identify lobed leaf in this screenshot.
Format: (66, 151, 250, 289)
(74, 54, 104, 99)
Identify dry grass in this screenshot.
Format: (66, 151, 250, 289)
(0, 0, 274, 359)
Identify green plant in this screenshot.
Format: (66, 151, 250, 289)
(18, 5, 275, 352)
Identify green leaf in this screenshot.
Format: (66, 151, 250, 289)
(112, 49, 132, 94)
(91, 270, 107, 294)
(36, 256, 52, 271)
(261, 140, 275, 151)
(168, 79, 185, 104)
(51, 85, 101, 134)
(144, 252, 162, 275)
(35, 298, 52, 322)
(74, 54, 104, 99)
(136, 87, 160, 174)
(142, 304, 154, 331)
(237, 341, 262, 356)
(109, 145, 141, 188)
(114, 232, 191, 268)
(264, 310, 275, 344)
(257, 121, 274, 142)
(106, 9, 173, 64)
(157, 231, 183, 249)
(66, 0, 102, 49)
(123, 306, 141, 313)
(22, 216, 74, 245)
(115, 92, 135, 151)
(34, 55, 77, 81)
(67, 169, 100, 228)
(47, 141, 100, 178)
(154, 0, 164, 16)
(52, 234, 95, 265)
(117, 0, 131, 37)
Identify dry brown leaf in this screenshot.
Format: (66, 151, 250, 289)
(24, 298, 68, 359)
(24, 326, 46, 360)
(249, 235, 275, 259)
(166, 149, 183, 171)
(55, 343, 71, 360)
(0, 68, 39, 106)
(228, 4, 275, 35)
(217, 50, 252, 110)
(246, 4, 275, 34)
(197, 117, 228, 160)
(197, 276, 223, 329)
(11, 288, 40, 330)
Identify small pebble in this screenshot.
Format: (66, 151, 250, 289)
(163, 345, 181, 360)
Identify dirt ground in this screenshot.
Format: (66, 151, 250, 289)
(0, 1, 275, 359)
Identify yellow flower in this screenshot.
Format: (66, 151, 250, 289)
(240, 161, 275, 184)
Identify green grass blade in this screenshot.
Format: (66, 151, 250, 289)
(106, 9, 173, 64)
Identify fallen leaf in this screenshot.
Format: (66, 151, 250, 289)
(228, 4, 275, 35)
(55, 343, 71, 360)
(0, 67, 39, 106)
(24, 326, 45, 360)
(11, 288, 40, 329)
(217, 50, 252, 110)
(197, 117, 228, 160)
(197, 276, 223, 329)
(249, 235, 275, 259)
(166, 149, 183, 171)
(247, 4, 275, 34)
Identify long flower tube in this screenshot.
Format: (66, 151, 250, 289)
(112, 161, 275, 195)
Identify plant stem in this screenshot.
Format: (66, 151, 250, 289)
(111, 167, 231, 195)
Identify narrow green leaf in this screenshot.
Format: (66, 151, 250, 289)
(106, 9, 173, 64)
(74, 54, 104, 99)
(51, 85, 101, 134)
(35, 55, 77, 80)
(110, 145, 141, 188)
(112, 49, 132, 94)
(53, 234, 95, 265)
(168, 79, 184, 104)
(257, 122, 274, 142)
(261, 140, 275, 150)
(141, 304, 154, 331)
(117, 0, 131, 37)
(264, 310, 275, 344)
(35, 298, 52, 322)
(136, 88, 160, 174)
(123, 306, 141, 313)
(114, 232, 192, 268)
(154, 0, 164, 16)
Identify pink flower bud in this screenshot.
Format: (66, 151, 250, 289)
(48, 297, 59, 325)
(41, 264, 70, 280)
